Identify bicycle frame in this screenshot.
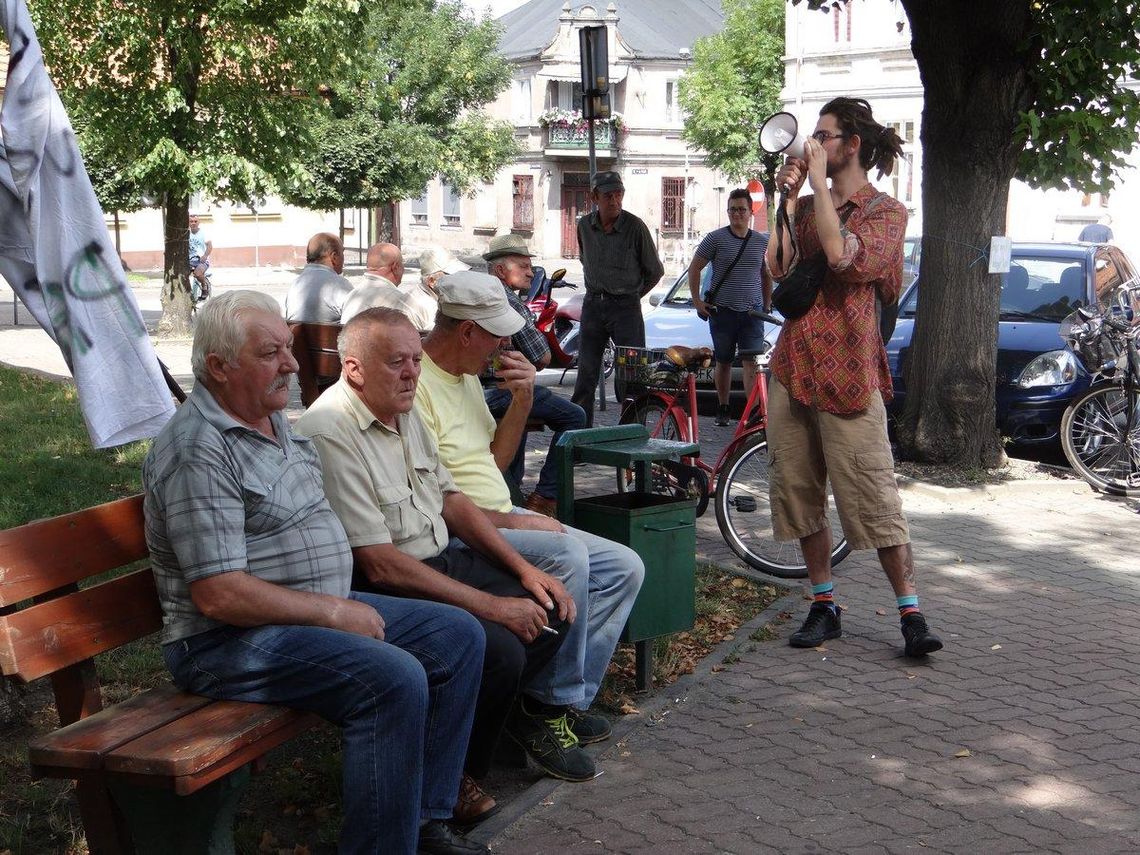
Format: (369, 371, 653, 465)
(619, 362, 772, 491)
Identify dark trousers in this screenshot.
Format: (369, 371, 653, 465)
(571, 292, 645, 427)
(356, 547, 567, 778)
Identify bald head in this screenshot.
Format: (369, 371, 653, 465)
(366, 242, 405, 285)
(337, 306, 417, 363)
(306, 233, 344, 274)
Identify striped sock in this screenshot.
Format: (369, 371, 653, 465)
(897, 594, 920, 619)
(812, 581, 837, 613)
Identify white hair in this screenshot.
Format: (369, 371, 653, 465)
(191, 290, 282, 383)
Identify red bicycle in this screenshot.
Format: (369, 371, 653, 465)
(615, 312, 850, 578)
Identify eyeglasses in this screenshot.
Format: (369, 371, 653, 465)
(811, 130, 847, 144)
(727, 206, 751, 214)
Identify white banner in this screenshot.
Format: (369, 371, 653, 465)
(0, 0, 174, 447)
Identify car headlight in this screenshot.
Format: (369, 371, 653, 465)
(1016, 349, 1078, 388)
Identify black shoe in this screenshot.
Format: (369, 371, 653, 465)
(789, 602, 841, 648)
(505, 698, 596, 782)
(418, 819, 489, 854)
(715, 404, 731, 427)
(566, 708, 612, 745)
(901, 612, 943, 657)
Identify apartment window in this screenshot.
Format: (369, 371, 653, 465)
(665, 80, 679, 124)
(441, 181, 461, 226)
(411, 185, 429, 225)
(885, 120, 916, 204)
(513, 175, 534, 230)
(512, 78, 532, 122)
(553, 80, 584, 113)
(662, 177, 685, 233)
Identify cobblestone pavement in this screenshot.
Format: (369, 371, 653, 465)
(490, 388, 1140, 855)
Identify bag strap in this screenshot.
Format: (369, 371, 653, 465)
(705, 228, 752, 307)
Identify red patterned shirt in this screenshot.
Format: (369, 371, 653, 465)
(768, 183, 907, 414)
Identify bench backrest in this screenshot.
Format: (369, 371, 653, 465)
(0, 494, 158, 723)
(289, 322, 342, 407)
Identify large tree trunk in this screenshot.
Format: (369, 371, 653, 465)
(895, 0, 1035, 466)
(157, 198, 195, 338)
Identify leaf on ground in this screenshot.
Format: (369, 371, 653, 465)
(954, 749, 972, 758)
(876, 609, 887, 616)
(618, 700, 640, 715)
(711, 664, 725, 672)
(991, 644, 1002, 651)
(541, 796, 555, 806)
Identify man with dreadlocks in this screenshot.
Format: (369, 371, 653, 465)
(765, 96, 943, 658)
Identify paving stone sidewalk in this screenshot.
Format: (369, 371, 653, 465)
(489, 400, 1140, 854)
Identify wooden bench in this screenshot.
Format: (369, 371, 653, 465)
(289, 322, 342, 407)
(0, 495, 321, 853)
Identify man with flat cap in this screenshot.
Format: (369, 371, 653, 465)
(284, 232, 353, 324)
(483, 234, 586, 516)
(571, 171, 664, 424)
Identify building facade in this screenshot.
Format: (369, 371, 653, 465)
(401, 0, 735, 269)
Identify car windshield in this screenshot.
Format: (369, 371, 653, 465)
(898, 256, 1088, 323)
(663, 266, 711, 305)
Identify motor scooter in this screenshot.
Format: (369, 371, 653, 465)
(526, 266, 614, 383)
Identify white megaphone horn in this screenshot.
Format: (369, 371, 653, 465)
(759, 111, 806, 159)
(758, 112, 806, 194)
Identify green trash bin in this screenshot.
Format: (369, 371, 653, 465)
(572, 492, 697, 643)
(553, 425, 700, 690)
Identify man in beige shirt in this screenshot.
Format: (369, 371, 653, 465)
(295, 307, 599, 808)
(341, 242, 417, 324)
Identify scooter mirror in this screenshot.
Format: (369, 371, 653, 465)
(550, 268, 567, 283)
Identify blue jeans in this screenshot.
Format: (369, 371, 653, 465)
(163, 593, 484, 855)
(481, 512, 645, 707)
(708, 307, 766, 364)
(485, 385, 587, 500)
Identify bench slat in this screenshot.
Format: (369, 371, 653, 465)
(0, 494, 147, 607)
(104, 700, 320, 794)
(29, 684, 213, 772)
(0, 569, 162, 682)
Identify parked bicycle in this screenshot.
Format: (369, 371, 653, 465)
(1059, 281, 1140, 496)
(614, 311, 851, 578)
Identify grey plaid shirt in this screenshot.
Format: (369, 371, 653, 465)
(143, 385, 352, 643)
(503, 283, 550, 367)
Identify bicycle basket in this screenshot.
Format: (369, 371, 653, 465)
(1061, 311, 1123, 373)
(614, 346, 684, 389)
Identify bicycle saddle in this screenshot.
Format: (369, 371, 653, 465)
(665, 345, 713, 369)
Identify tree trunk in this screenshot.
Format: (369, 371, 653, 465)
(157, 197, 195, 338)
(895, 0, 1034, 466)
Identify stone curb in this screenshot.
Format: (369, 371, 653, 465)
(476, 568, 801, 847)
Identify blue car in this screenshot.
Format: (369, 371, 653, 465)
(885, 241, 1139, 447)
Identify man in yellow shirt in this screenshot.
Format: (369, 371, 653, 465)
(415, 272, 644, 766)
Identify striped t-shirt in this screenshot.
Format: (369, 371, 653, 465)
(694, 227, 769, 312)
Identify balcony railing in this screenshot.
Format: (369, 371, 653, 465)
(546, 122, 618, 150)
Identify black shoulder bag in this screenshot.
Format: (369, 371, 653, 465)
(771, 200, 855, 320)
(697, 228, 752, 321)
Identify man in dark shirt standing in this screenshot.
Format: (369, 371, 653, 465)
(572, 171, 664, 425)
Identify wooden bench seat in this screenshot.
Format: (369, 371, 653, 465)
(289, 321, 342, 407)
(0, 494, 322, 851)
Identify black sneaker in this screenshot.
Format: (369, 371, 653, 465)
(418, 819, 489, 854)
(789, 602, 841, 648)
(566, 708, 612, 745)
(504, 698, 596, 782)
(901, 612, 943, 657)
(715, 404, 731, 427)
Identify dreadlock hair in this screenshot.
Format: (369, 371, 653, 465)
(820, 96, 904, 180)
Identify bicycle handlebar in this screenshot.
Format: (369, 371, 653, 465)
(748, 309, 783, 326)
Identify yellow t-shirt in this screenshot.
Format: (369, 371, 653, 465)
(414, 352, 514, 513)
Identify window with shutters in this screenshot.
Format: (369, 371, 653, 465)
(512, 175, 534, 230)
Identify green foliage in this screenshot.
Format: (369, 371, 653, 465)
(677, 0, 784, 182)
(1016, 0, 1140, 194)
(284, 0, 519, 209)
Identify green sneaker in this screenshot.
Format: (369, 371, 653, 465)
(505, 698, 596, 782)
(566, 708, 612, 745)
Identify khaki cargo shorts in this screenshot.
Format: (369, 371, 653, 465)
(766, 378, 909, 551)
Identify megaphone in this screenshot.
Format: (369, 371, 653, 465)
(759, 111, 806, 159)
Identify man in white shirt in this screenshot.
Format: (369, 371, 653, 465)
(341, 242, 412, 324)
(284, 232, 353, 324)
(402, 246, 470, 333)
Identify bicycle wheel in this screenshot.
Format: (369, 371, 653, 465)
(615, 399, 709, 515)
(714, 433, 851, 579)
(602, 338, 616, 379)
(1061, 382, 1140, 496)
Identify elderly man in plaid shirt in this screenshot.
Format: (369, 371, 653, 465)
(481, 234, 586, 517)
